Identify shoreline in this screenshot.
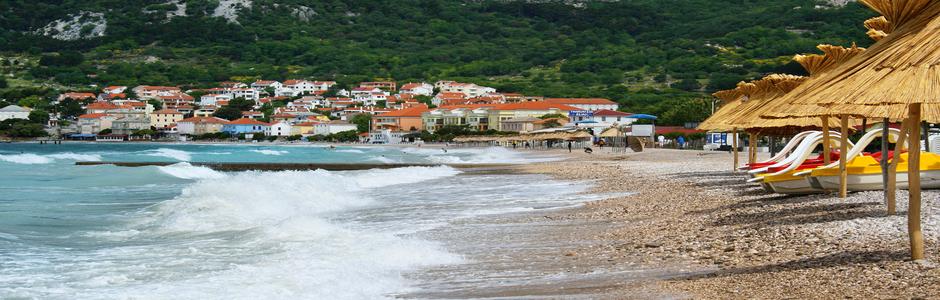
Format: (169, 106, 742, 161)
(411, 148, 940, 298)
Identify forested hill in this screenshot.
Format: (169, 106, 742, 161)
(0, 0, 876, 124)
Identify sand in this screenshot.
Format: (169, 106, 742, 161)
(431, 147, 940, 299)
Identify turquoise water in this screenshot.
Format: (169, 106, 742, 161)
(0, 143, 595, 299)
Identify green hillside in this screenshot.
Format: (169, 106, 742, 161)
(0, 0, 877, 124)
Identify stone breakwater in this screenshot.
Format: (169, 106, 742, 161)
(515, 149, 940, 298)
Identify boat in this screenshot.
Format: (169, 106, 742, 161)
(748, 131, 853, 194)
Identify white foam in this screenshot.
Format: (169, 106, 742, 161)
(157, 163, 226, 180)
(336, 149, 365, 154)
(47, 152, 103, 161)
(402, 147, 560, 164)
(0, 153, 53, 164)
(370, 156, 398, 164)
(250, 149, 288, 156)
(145, 148, 192, 161)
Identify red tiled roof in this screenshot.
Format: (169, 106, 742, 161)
(593, 110, 633, 116)
(226, 118, 269, 125)
(178, 116, 229, 124)
(62, 92, 96, 99)
(78, 113, 111, 119)
(376, 106, 430, 118)
(490, 102, 580, 111)
(86, 102, 120, 110)
(400, 83, 424, 90)
(153, 109, 182, 115)
(544, 98, 616, 105)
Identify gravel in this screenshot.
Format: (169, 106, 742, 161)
(515, 148, 940, 299)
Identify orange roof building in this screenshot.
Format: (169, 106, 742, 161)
(372, 106, 430, 131)
(543, 98, 618, 111)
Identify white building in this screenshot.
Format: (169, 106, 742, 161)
(269, 121, 293, 136)
(399, 82, 434, 96)
(545, 98, 618, 111)
(439, 82, 497, 98)
(277, 80, 336, 97)
(0, 105, 31, 121)
(251, 80, 282, 92)
(314, 120, 357, 135)
(133, 86, 181, 100)
(201, 94, 233, 106)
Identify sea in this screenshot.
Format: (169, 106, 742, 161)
(0, 143, 605, 299)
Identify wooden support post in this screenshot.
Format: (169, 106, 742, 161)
(748, 132, 758, 165)
(924, 122, 930, 152)
(822, 116, 831, 164)
(888, 118, 909, 215)
(839, 115, 849, 198)
(881, 118, 890, 210)
(908, 103, 925, 260)
(732, 128, 739, 172)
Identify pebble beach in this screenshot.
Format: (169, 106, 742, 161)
(506, 148, 940, 298)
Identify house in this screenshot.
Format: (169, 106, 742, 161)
(58, 92, 96, 102)
(85, 102, 122, 114)
(544, 98, 618, 111)
(399, 82, 433, 96)
(500, 117, 541, 133)
(176, 116, 228, 135)
(201, 93, 233, 106)
(314, 120, 357, 135)
(503, 93, 525, 103)
(78, 113, 117, 135)
(133, 86, 181, 100)
(291, 121, 319, 136)
(486, 102, 581, 131)
(167, 104, 194, 115)
(432, 92, 467, 106)
(151, 109, 184, 129)
(439, 82, 496, 98)
(278, 80, 336, 97)
(219, 81, 248, 89)
(102, 86, 127, 94)
(157, 93, 195, 106)
(269, 121, 293, 136)
(359, 81, 396, 91)
(221, 118, 270, 135)
(571, 109, 637, 127)
(251, 80, 282, 92)
(97, 93, 127, 101)
(372, 106, 429, 132)
(367, 129, 405, 144)
(194, 105, 218, 117)
(0, 105, 31, 121)
(422, 106, 492, 132)
(350, 87, 389, 105)
(340, 107, 392, 120)
(422, 102, 580, 132)
(241, 111, 264, 119)
(111, 116, 151, 135)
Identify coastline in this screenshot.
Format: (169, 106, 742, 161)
(412, 148, 940, 298)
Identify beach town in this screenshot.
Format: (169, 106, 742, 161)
(4, 0, 940, 299)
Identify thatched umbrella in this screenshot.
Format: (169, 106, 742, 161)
(762, 0, 940, 260)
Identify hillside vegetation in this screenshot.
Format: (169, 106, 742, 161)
(0, 0, 876, 125)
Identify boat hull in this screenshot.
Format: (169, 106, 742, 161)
(767, 178, 822, 194)
(814, 170, 940, 191)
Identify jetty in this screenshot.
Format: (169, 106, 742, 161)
(74, 161, 512, 171)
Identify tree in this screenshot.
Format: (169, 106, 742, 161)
(7, 122, 47, 138)
(329, 130, 360, 142)
(28, 109, 49, 125)
(148, 99, 163, 110)
(213, 106, 244, 121)
(538, 113, 567, 119)
(56, 98, 85, 119)
(18, 96, 49, 110)
(0, 77, 7, 89)
(350, 113, 372, 133)
(99, 128, 112, 135)
(675, 79, 702, 92)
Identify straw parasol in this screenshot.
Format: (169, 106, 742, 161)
(761, 0, 940, 260)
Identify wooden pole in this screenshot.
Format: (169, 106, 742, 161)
(839, 115, 849, 198)
(888, 118, 910, 216)
(732, 128, 739, 172)
(881, 118, 890, 210)
(748, 132, 758, 165)
(924, 122, 930, 152)
(822, 116, 831, 164)
(908, 103, 924, 261)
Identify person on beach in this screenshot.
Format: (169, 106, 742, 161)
(512, 142, 517, 149)
(567, 141, 572, 153)
(677, 136, 686, 149)
(584, 147, 593, 154)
